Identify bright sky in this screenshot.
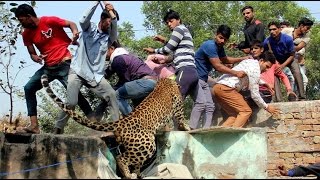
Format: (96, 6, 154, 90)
(0, 1, 319, 116)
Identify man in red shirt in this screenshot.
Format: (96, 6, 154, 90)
(15, 4, 93, 134)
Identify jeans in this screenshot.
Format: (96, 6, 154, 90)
(189, 79, 215, 129)
(280, 59, 305, 99)
(116, 78, 157, 116)
(24, 60, 93, 117)
(175, 66, 199, 100)
(55, 68, 120, 129)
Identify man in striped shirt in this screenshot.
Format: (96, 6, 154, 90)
(143, 9, 198, 101)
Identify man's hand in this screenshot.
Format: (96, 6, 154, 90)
(228, 42, 238, 49)
(275, 64, 285, 74)
(71, 32, 80, 46)
(143, 47, 155, 54)
(153, 35, 167, 44)
(265, 83, 275, 96)
(278, 165, 288, 176)
(235, 70, 247, 78)
(266, 105, 280, 115)
(31, 54, 47, 65)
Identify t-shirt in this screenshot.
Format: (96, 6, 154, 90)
(22, 16, 72, 66)
(195, 40, 226, 82)
(281, 27, 310, 56)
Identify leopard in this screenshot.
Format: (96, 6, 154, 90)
(40, 74, 190, 179)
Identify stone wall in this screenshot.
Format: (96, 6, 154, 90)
(213, 100, 320, 177)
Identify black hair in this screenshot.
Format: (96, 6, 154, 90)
(250, 39, 263, 48)
(101, 10, 112, 20)
(163, 9, 180, 23)
(108, 39, 121, 48)
(280, 21, 290, 27)
(14, 4, 37, 18)
(268, 21, 280, 28)
(241, 5, 254, 13)
(260, 51, 276, 64)
(298, 17, 314, 27)
(216, 25, 231, 39)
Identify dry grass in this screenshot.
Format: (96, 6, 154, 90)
(0, 113, 29, 133)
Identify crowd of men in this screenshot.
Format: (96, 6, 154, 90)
(12, 1, 317, 178)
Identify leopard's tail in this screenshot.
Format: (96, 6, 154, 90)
(40, 74, 117, 132)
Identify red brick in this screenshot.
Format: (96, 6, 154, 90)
(279, 152, 295, 158)
(302, 157, 315, 164)
(303, 119, 320, 125)
(313, 144, 320, 151)
(269, 159, 285, 165)
(316, 157, 320, 162)
(297, 125, 313, 131)
(301, 131, 320, 137)
(267, 163, 277, 170)
(313, 125, 320, 131)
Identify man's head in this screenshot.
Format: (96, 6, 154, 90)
(100, 10, 112, 33)
(214, 25, 231, 47)
(163, 9, 181, 31)
(298, 17, 314, 35)
(14, 4, 37, 29)
(250, 39, 264, 59)
(258, 51, 276, 73)
(268, 21, 281, 39)
(106, 40, 121, 60)
(280, 21, 290, 29)
(241, 6, 255, 23)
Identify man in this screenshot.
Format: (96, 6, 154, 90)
(280, 21, 291, 29)
(143, 9, 198, 101)
(213, 51, 279, 128)
(54, 1, 120, 134)
(281, 17, 314, 93)
(278, 163, 320, 178)
(230, 5, 265, 54)
(250, 39, 297, 103)
(15, 3, 93, 134)
(190, 25, 249, 130)
(263, 21, 306, 101)
(104, 40, 158, 116)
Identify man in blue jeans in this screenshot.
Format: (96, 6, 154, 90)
(54, 1, 120, 134)
(100, 40, 157, 116)
(15, 3, 93, 134)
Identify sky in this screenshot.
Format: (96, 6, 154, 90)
(0, 1, 319, 117)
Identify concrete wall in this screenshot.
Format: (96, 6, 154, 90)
(0, 133, 107, 179)
(156, 127, 268, 179)
(213, 100, 320, 177)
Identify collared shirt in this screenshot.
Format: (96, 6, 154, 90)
(71, 1, 117, 86)
(217, 59, 268, 109)
(263, 33, 295, 64)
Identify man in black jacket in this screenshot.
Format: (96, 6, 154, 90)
(229, 5, 265, 54)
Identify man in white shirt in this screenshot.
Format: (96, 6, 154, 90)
(281, 17, 314, 92)
(213, 51, 279, 128)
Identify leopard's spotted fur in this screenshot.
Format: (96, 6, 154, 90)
(40, 74, 190, 179)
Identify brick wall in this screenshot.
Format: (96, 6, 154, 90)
(247, 100, 320, 177)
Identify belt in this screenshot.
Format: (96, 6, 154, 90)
(142, 75, 158, 81)
(44, 59, 71, 69)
